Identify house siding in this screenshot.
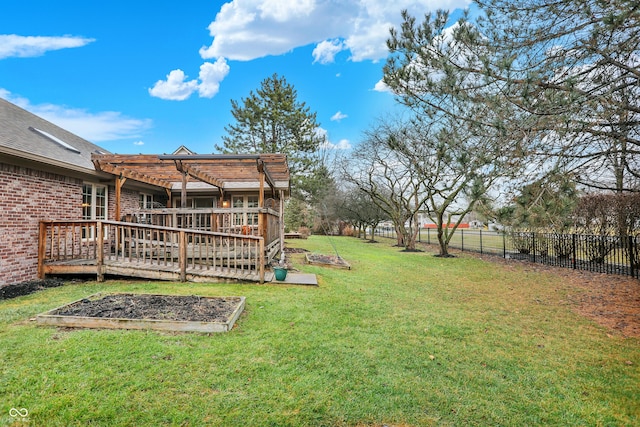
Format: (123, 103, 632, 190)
(0, 162, 83, 287)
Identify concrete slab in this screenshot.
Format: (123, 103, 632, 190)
(271, 272, 318, 286)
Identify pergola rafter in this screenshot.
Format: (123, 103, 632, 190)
(91, 153, 290, 220)
(174, 160, 225, 190)
(92, 160, 173, 189)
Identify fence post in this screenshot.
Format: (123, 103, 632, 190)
(572, 234, 577, 269)
(461, 229, 464, 252)
(427, 228, 431, 245)
(629, 235, 636, 278)
(532, 232, 536, 263)
(503, 231, 506, 259)
(480, 229, 483, 255)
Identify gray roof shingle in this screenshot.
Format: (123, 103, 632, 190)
(0, 97, 110, 173)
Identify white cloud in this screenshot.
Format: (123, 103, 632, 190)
(200, 0, 471, 63)
(0, 89, 151, 141)
(156, 0, 470, 101)
(343, 20, 392, 62)
(334, 139, 352, 150)
(0, 34, 95, 59)
(322, 138, 352, 150)
(373, 79, 391, 92)
(313, 39, 345, 64)
(149, 59, 231, 100)
(197, 58, 230, 98)
(133, 141, 145, 146)
(258, 0, 316, 22)
(331, 111, 348, 121)
(148, 69, 199, 101)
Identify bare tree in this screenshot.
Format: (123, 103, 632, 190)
(336, 187, 388, 241)
(341, 120, 431, 250)
(391, 117, 509, 256)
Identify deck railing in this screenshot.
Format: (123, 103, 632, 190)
(39, 220, 267, 282)
(125, 208, 280, 247)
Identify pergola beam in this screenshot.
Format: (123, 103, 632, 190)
(174, 160, 225, 189)
(257, 159, 277, 198)
(93, 162, 173, 189)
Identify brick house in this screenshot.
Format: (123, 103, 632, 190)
(1, 98, 122, 286)
(1, 98, 289, 287)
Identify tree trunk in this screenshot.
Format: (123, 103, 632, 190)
(437, 228, 450, 257)
(395, 225, 405, 247)
(435, 211, 450, 257)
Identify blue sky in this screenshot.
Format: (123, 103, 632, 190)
(0, 0, 471, 155)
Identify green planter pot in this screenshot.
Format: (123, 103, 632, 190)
(273, 267, 288, 281)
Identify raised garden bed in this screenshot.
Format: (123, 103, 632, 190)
(305, 253, 351, 269)
(37, 293, 245, 333)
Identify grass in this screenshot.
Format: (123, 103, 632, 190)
(1, 235, 638, 426)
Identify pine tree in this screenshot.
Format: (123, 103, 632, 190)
(217, 73, 325, 196)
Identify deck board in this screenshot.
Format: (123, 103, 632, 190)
(44, 258, 264, 282)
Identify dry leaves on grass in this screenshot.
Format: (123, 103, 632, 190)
(452, 247, 640, 338)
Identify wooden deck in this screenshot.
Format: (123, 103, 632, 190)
(39, 220, 279, 283)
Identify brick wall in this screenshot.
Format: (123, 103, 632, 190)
(0, 161, 163, 287)
(0, 162, 85, 286)
(107, 187, 140, 220)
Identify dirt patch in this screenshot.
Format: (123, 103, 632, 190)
(284, 247, 309, 254)
(0, 278, 64, 300)
(52, 294, 242, 323)
(306, 253, 351, 269)
(552, 269, 640, 338)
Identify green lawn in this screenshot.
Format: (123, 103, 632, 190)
(1, 236, 638, 426)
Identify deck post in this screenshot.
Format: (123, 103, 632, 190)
(114, 176, 126, 221)
(181, 172, 188, 209)
(259, 237, 265, 284)
(37, 221, 47, 279)
(179, 230, 187, 281)
(258, 169, 265, 237)
(96, 221, 105, 282)
(279, 190, 285, 254)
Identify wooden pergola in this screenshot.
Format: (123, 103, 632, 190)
(91, 153, 290, 221)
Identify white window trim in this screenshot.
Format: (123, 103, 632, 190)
(82, 183, 108, 239)
(232, 195, 259, 226)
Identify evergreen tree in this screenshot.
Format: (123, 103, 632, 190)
(385, 2, 640, 192)
(217, 73, 326, 197)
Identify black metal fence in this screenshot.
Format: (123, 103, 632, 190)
(373, 227, 639, 279)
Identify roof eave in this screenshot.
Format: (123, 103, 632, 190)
(0, 145, 105, 178)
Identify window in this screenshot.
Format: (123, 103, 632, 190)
(82, 183, 107, 238)
(82, 183, 107, 220)
(232, 195, 259, 226)
(139, 193, 154, 209)
(172, 197, 216, 208)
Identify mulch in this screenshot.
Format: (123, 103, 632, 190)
(52, 294, 242, 323)
(0, 278, 64, 300)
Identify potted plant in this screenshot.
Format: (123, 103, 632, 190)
(273, 266, 288, 281)
(273, 251, 288, 281)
